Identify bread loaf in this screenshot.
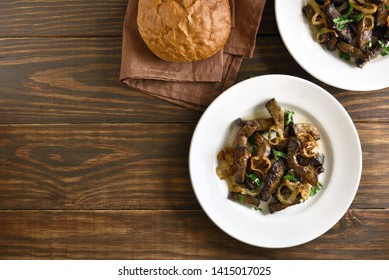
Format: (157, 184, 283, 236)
(137, 0, 231, 62)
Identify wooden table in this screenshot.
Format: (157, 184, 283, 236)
(0, 0, 388, 260)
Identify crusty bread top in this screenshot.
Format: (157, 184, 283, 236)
(137, 0, 231, 62)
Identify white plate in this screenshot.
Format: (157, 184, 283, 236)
(275, 0, 389, 91)
(189, 75, 362, 248)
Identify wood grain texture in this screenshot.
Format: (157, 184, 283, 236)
(0, 0, 128, 37)
(0, 0, 276, 37)
(258, 0, 277, 35)
(0, 124, 198, 210)
(0, 209, 387, 259)
(0, 0, 388, 260)
(0, 123, 387, 210)
(354, 123, 389, 209)
(1, 36, 389, 124)
(0, 37, 200, 123)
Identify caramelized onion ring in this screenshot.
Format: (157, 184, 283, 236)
(317, 27, 338, 43)
(308, 0, 328, 26)
(250, 156, 272, 177)
(299, 182, 312, 201)
(230, 183, 260, 196)
(352, 0, 377, 14)
(268, 125, 286, 146)
(276, 180, 312, 205)
(216, 147, 235, 179)
(276, 179, 300, 205)
(297, 133, 319, 158)
(361, 15, 375, 31)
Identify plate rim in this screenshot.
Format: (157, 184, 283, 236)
(189, 74, 362, 248)
(274, 0, 389, 91)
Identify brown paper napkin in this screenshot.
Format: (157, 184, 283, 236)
(120, 0, 266, 111)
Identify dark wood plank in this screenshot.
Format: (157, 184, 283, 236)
(258, 0, 278, 35)
(0, 123, 387, 210)
(0, 0, 128, 37)
(0, 0, 277, 37)
(354, 123, 389, 209)
(0, 123, 199, 210)
(0, 209, 387, 259)
(0, 37, 200, 123)
(333, 90, 389, 123)
(1, 37, 389, 124)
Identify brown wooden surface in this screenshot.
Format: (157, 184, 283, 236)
(0, 1, 388, 260)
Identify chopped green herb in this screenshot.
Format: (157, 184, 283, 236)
(283, 172, 299, 182)
(246, 172, 261, 187)
(333, 1, 355, 29)
(386, 5, 389, 11)
(284, 110, 295, 127)
(316, 27, 324, 34)
(254, 206, 263, 211)
(378, 40, 389, 56)
(310, 182, 324, 197)
(310, 186, 318, 196)
(339, 51, 351, 61)
(333, 18, 354, 29)
(353, 13, 363, 22)
(332, 1, 362, 29)
(272, 150, 286, 159)
(238, 194, 245, 202)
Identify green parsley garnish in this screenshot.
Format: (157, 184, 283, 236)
(316, 27, 324, 34)
(386, 5, 389, 11)
(284, 110, 295, 127)
(339, 51, 351, 61)
(254, 206, 263, 211)
(310, 182, 324, 197)
(272, 150, 286, 159)
(332, 1, 363, 29)
(333, 1, 354, 29)
(333, 18, 354, 29)
(246, 172, 261, 187)
(238, 194, 246, 202)
(283, 172, 299, 182)
(378, 40, 389, 56)
(353, 13, 363, 23)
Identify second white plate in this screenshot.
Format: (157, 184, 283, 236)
(275, 0, 389, 91)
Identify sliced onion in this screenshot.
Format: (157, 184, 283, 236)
(250, 156, 272, 177)
(352, 0, 377, 14)
(267, 125, 285, 146)
(276, 179, 300, 205)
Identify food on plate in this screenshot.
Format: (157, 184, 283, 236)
(303, 0, 389, 67)
(216, 98, 325, 213)
(137, 0, 231, 62)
